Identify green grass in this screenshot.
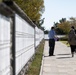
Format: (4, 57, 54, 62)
(61, 41, 70, 47)
(25, 40, 44, 75)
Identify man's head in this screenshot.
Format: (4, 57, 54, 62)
(71, 26, 74, 29)
(71, 26, 75, 29)
(51, 27, 54, 30)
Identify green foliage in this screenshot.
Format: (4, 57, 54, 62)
(25, 40, 44, 75)
(54, 17, 76, 35)
(69, 17, 76, 28)
(14, 0, 45, 27)
(54, 18, 71, 35)
(35, 18, 45, 27)
(59, 18, 66, 23)
(59, 36, 68, 41)
(61, 41, 70, 47)
(0, 0, 2, 2)
(58, 21, 70, 34)
(44, 30, 49, 34)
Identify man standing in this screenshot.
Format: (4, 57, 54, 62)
(48, 27, 56, 56)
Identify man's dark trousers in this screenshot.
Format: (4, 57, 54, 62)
(49, 39, 55, 56)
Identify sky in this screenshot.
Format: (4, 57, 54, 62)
(42, 0, 76, 30)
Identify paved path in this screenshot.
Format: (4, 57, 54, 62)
(40, 41, 76, 75)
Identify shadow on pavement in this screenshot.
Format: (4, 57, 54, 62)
(44, 56, 49, 57)
(56, 53, 72, 59)
(57, 53, 71, 56)
(44, 55, 55, 57)
(56, 56, 72, 59)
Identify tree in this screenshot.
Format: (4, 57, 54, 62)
(59, 18, 66, 23)
(14, 0, 45, 27)
(69, 17, 76, 28)
(33, 18, 45, 27)
(44, 30, 49, 34)
(54, 18, 70, 35)
(57, 21, 70, 34)
(54, 22, 59, 28)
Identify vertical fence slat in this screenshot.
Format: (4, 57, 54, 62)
(0, 14, 10, 75)
(11, 15, 16, 75)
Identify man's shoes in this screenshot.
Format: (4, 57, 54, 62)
(72, 53, 74, 57)
(49, 55, 55, 56)
(72, 54, 74, 57)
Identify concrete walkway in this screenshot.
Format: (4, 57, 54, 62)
(40, 41, 76, 75)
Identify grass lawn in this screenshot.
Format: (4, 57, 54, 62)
(61, 41, 70, 47)
(25, 40, 44, 75)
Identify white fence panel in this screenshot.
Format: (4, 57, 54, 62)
(35, 27, 44, 47)
(35, 27, 40, 47)
(39, 29, 44, 42)
(15, 14, 35, 75)
(0, 14, 10, 75)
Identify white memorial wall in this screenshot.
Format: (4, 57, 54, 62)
(0, 14, 10, 75)
(35, 27, 44, 47)
(15, 14, 35, 75)
(0, 13, 44, 75)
